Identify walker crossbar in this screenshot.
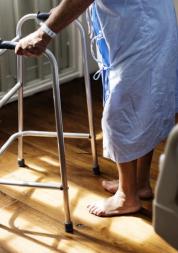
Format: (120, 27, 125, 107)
(0, 180, 64, 190)
(0, 12, 100, 233)
(0, 81, 21, 108)
(0, 131, 90, 155)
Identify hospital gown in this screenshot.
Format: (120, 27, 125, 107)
(89, 0, 178, 163)
(176, 65, 178, 112)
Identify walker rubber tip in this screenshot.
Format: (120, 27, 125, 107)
(65, 223, 73, 233)
(18, 159, 26, 167)
(93, 166, 100, 176)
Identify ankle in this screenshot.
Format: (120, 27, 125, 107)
(137, 183, 152, 191)
(117, 188, 139, 203)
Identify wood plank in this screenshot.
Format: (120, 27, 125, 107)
(0, 192, 176, 253)
(0, 78, 177, 253)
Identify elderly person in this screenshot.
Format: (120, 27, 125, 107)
(15, 0, 178, 217)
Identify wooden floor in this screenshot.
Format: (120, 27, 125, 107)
(0, 77, 177, 253)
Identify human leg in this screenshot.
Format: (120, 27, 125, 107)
(87, 160, 141, 216)
(137, 150, 154, 199)
(102, 151, 154, 199)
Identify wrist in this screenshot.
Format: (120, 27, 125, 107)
(40, 23, 57, 39)
(37, 27, 52, 44)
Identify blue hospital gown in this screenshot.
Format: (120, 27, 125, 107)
(90, 0, 178, 163)
(176, 65, 178, 112)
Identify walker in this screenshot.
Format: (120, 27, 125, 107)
(0, 12, 100, 233)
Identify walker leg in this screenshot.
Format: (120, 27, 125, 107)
(17, 56, 26, 167)
(65, 222, 73, 233)
(93, 165, 100, 176)
(81, 28, 100, 175)
(85, 81, 100, 175)
(46, 50, 73, 233)
(18, 159, 25, 167)
(53, 77, 73, 233)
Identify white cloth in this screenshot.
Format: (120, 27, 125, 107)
(90, 0, 178, 163)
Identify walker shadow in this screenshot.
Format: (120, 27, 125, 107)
(0, 201, 156, 253)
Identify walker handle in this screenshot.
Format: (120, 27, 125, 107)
(0, 40, 17, 50)
(37, 12, 50, 21)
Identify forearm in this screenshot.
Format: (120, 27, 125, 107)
(45, 0, 94, 33)
(15, 0, 94, 56)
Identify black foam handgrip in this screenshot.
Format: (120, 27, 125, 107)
(37, 12, 50, 21)
(0, 41, 17, 50)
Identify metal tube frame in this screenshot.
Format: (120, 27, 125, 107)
(17, 55, 24, 167)
(0, 13, 100, 233)
(74, 20, 99, 174)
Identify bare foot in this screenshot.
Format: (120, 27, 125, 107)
(87, 191, 141, 217)
(102, 180, 154, 200)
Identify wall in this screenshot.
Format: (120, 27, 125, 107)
(0, 0, 82, 99)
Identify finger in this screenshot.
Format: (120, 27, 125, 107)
(15, 48, 25, 56)
(27, 47, 45, 56)
(15, 44, 43, 57)
(15, 43, 23, 55)
(21, 49, 41, 57)
(24, 51, 37, 57)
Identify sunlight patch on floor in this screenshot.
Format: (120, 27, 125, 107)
(96, 131, 103, 141)
(72, 192, 108, 227)
(110, 216, 154, 243)
(26, 162, 50, 173)
(39, 156, 59, 167)
(59, 239, 98, 253)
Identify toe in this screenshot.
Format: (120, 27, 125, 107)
(87, 202, 104, 216)
(87, 204, 97, 214)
